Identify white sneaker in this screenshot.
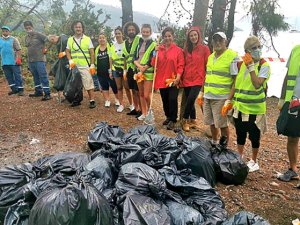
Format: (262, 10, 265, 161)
(104, 100, 111, 107)
(115, 99, 120, 106)
(137, 114, 146, 121)
(117, 105, 124, 112)
(128, 104, 135, 111)
(247, 159, 259, 172)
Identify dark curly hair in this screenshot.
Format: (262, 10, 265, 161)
(123, 22, 140, 37)
(71, 20, 85, 34)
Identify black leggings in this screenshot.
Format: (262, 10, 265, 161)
(160, 87, 179, 122)
(233, 112, 261, 148)
(183, 85, 201, 119)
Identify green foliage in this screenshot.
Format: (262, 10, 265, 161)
(250, 0, 289, 36)
(173, 26, 188, 49)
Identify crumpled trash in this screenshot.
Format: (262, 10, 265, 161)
(29, 139, 40, 145)
(222, 211, 271, 225)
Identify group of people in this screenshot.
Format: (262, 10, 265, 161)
(0, 20, 299, 186)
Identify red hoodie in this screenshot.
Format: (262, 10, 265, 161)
(181, 26, 210, 87)
(152, 43, 185, 89)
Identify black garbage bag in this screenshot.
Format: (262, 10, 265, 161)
(159, 165, 224, 208)
(33, 152, 90, 175)
(166, 201, 204, 225)
(134, 134, 181, 168)
(63, 66, 83, 103)
(116, 163, 182, 203)
(175, 137, 216, 187)
(122, 191, 172, 225)
(0, 163, 36, 208)
(211, 145, 248, 185)
(4, 201, 31, 225)
(88, 122, 125, 151)
(127, 125, 159, 135)
(53, 59, 69, 91)
(28, 175, 113, 225)
(222, 211, 271, 225)
(81, 156, 116, 192)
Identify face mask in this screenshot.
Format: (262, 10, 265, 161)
(250, 49, 262, 59)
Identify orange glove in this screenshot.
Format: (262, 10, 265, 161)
(242, 53, 254, 66)
(197, 92, 204, 106)
(89, 64, 96, 76)
(134, 72, 145, 83)
(69, 59, 76, 69)
(165, 73, 178, 88)
(58, 52, 66, 59)
(221, 100, 233, 117)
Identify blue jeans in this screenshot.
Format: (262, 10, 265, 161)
(2, 65, 23, 92)
(28, 61, 50, 95)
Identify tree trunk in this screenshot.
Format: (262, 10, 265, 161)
(121, 0, 133, 27)
(226, 0, 237, 46)
(208, 0, 227, 51)
(11, 0, 44, 31)
(192, 0, 209, 39)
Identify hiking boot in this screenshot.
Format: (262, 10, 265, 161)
(18, 91, 24, 96)
(29, 92, 43, 97)
(162, 118, 170, 126)
(277, 169, 299, 182)
(167, 121, 175, 130)
(247, 160, 260, 172)
(182, 119, 190, 132)
(127, 109, 138, 115)
(70, 102, 81, 107)
(219, 136, 228, 147)
(8, 90, 18, 95)
(41, 95, 52, 101)
(89, 100, 96, 109)
(189, 119, 199, 129)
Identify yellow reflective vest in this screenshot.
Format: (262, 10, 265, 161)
(94, 43, 111, 66)
(204, 49, 237, 96)
(67, 35, 92, 66)
(233, 61, 270, 115)
(136, 41, 156, 77)
(110, 42, 124, 70)
(285, 45, 300, 102)
(123, 36, 140, 70)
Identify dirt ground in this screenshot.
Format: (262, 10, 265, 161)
(0, 75, 299, 225)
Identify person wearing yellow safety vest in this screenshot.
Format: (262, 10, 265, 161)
(133, 24, 156, 121)
(198, 32, 239, 147)
(229, 36, 270, 173)
(110, 26, 131, 113)
(123, 22, 141, 117)
(95, 33, 118, 108)
(65, 21, 96, 108)
(277, 44, 300, 184)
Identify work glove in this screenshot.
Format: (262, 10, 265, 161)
(165, 73, 178, 88)
(221, 99, 233, 117)
(277, 99, 285, 111)
(15, 57, 22, 65)
(134, 72, 145, 83)
(69, 59, 76, 69)
(89, 64, 96, 75)
(289, 97, 300, 114)
(58, 52, 66, 59)
(242, 52, 255, 72)
(123, 70, 127, 81)
(197, 91, 204, 106)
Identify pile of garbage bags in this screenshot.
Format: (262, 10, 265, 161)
(0, 122, 271, 225)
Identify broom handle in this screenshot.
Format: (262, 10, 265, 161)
(149, 37, 160, 109)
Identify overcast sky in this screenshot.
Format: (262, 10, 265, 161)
(92, 0, 299, 20)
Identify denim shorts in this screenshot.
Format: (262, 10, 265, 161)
(112, 70, 123, 78)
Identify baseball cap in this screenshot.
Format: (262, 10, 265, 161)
(212, 31, 227, 40)
(1, 26, 11, 31)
